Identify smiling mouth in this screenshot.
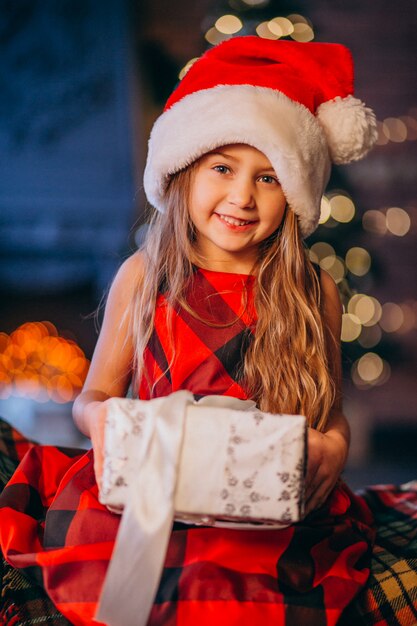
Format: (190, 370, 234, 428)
(217, 214, 256, 226)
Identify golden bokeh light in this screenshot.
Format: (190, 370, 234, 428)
(401, 304, 416, 332)
(329, 194, 355, 223)
(287, 13, 311, 25)
(241, 0, 268, 5)
(178, 57, 199, 80)
(357, 352, 384, 383)
(348, 294, 382, 326)
(320, 256, 346, 283)
(256, 21, 279, 39)
(385, 207, 411, 236)
(215, 15, 243, 34)
(380, 302, 404, 333)
(319, 196, 331, 224)
(362, 209, 387, 234)
(309, 242, 335, 264)
(353, 352, 390, 387)
(268, 16, 294, 37)
(383, 117, 408, 143)
(375, 112, 417, 145)
(399, 115, 417, 140)
(290, 22, 314, 42)
(205, 27, 230, 45)
(375, 121, 389, 146)
(341, 313, 362, 342)
(0, 321, 89, 403)
(345, 247, 371, 276)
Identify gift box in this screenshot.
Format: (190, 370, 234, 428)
(99, 393, 307, 527)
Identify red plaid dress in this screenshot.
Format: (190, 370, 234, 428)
(0, 268, 374, 626)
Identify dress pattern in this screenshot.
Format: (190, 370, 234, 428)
(140, 268, 256, 400)
(0, 267, 375, 626)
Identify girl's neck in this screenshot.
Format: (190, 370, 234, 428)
(191, 253, 257, 276)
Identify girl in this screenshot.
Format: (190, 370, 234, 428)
(0, 37, 377, 625)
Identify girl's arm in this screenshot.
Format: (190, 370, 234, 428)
(305, 268, 350, 514)
(72, 251, 144, 480)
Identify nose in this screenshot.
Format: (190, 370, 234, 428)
(227, 175, 255, 210)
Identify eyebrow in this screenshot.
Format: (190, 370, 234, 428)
(206, 150, 276, 172)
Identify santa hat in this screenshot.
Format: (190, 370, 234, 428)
(143, 36, 377, 237)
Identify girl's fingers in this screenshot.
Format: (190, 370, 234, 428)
(304, 482, 315, 501)
(305, 490, 326, 515)
(305, 477, 338, 515)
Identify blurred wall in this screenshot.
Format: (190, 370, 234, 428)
(0, 0, 139, 294)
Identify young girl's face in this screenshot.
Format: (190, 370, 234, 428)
(188, 144, 287, 271)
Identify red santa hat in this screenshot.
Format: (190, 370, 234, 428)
(143, 36, 377, 237)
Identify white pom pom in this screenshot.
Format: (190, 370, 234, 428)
(317, 95, 378, 165)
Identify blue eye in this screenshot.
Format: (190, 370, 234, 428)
(259, 175, 278, 184)
(213, 165, 230, 174)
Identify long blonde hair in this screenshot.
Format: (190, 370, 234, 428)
(130, 163, 335, 430)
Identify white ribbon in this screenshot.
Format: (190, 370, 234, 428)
(95, 390, 193, 626)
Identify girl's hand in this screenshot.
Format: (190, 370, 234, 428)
(304, 427, 348, 515)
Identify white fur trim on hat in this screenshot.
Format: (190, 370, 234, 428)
(317, 95, 378, 165)
(144, 84, 331, 237)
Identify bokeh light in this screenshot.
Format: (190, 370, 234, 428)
(400, 115, 417, 140)
(345, 247, 371, 276)
(329, 194, 355, 223)
(383, 117, 408, 143)
(0, 322, 89, 403)
(362, 207, 411, 236)
(287, 13, 311, 25)
(215, 15, 243, 34)
(347, 294, 382, 327)
(385, 207, 411, 236)
(375, 120, 389, 146)
(320, 255, 346, 283)
(380, 302, 404, 332)
(399, 303, 416, 333)
(290, 22, 314, 42)
(268, 17, 293, 37)
(375, 110, 417, 145)
(309, 242, 343, 281)
(319, 196, 331, 224)
(241, 0, 269, 6)
(341, 313, 362, 342)
(352, 353, 391, 388)
(256, 21, 279, 39)
(309, 242, 335, 264)
(178, 57, 199, 80)
(376, 109, 417, 146)
(357, 354, 384, 381)
(257, 13, 313, 40)
(362, 209, 387, 234)
(205, 27, 230, 45)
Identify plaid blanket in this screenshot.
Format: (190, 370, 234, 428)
(351, 483, 417, 626)
(0, 418, 72, 625)
(0, 418, 415, 626)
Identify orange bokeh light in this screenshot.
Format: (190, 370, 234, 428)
(0, 321, 90, 403)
